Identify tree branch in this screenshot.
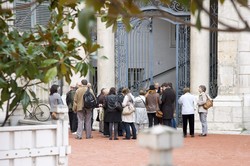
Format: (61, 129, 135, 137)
(231, 0, 250, 29)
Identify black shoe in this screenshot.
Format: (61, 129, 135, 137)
(199, 134, 207, 137)
(114, 138, 119, 140)
(191, 135, 195, 137)
(123, 138, 130, 140)
(132, 137, 137, 139)
(75, 136, 82, 140)
(109, 137, 112, 140)
(86, 136, 93, 139)
(183, 135, 187, 138)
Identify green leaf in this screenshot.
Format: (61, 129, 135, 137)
(1, 88, 10, 102)
(124, 1, 141, 15)
(18, 43, 27, 54)
(64, 72, 71, 84)
(88, 63, 95, 75)
(89, 44, 101, 54)
(44, 67, 57, 83)
(78, 7, 96, 42)
(82, 63, 88, 76)
(122, 17, 132, 32)
(60, 63, 67, 75)
(219, 0, 225, 4)
(56, 41, 67, 51)
(195, 11, 201, 31)
(190, 1, 197, 15)
(21, 91, 30, 110)
(85, 0, 105, 12)
(0, 78, 8, 88)
(236, 0, 248, 6)
(16, 66, 26, 77)
(28, 89, 37, 101)
(41, 59, 58, 67)
(75, 62, 83, 71)
(100, 55, 108, 60)
(59, 0, 78, 6)
(9, 95, 21, 112)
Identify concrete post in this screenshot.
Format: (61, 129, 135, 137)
(138, 125, 183, 166)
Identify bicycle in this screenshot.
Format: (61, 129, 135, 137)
(24, 102, 51, 122)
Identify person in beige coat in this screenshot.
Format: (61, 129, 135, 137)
(197, 85, 209, 137)
(73, 79, 95, 139)
(122, 88, 137, 140)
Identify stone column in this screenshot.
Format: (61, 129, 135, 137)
(97, 17, 115, 93)
(190, 0, 210, 95)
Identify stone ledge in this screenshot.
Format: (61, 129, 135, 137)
(213, 95, 242, 106)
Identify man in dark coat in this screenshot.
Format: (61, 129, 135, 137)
(117, 87, 125, 136)
(66, 85, 78, 133)
(103, 87, 122, 140)
(161, 82, 176, 127)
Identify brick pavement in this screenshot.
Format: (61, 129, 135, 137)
(68, 130, 250, 166)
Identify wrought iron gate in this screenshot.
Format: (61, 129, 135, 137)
(115, 18, 153, 94)
(115, 2, 190, 125)
(176, 22, 190, 126)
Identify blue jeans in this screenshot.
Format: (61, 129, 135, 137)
(171, 118, 176, 128)
(124, 122, 137, 139)
(199, 112, 208, 134)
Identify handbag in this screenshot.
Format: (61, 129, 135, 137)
(156, 109, 163, 118)
(203, 95, 213, 110)
(154, 96, 163, 118)
(122, 103, 135, 115)
(115, 101, 123, 112)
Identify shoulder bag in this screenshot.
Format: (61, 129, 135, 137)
(155, 96, 163, 118)
(203, 94, 213, 110)
(122, 95, 135, 115)
(122, 103, 135, 115)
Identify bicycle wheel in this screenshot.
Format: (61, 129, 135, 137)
(34, 104, 51, 121)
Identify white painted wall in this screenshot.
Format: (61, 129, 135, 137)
(152, 18, 176, 88)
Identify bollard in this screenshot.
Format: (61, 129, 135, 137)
(138, 125, 183, 166)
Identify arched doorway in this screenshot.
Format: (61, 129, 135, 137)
(115, 2, 190, 125)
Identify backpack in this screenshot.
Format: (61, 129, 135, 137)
(66, 90, 75, 110)
(83, 87, 97, 109)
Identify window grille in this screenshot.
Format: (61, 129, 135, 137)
(209, 0, 218, 98)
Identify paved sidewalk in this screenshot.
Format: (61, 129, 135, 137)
(68, 130, 250, 166)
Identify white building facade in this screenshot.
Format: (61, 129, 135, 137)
(83, 1, 250, 133)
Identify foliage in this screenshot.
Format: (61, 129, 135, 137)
(1, 0, 250, 126)
(0, 0, 100, 126)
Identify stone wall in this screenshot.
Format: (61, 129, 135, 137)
(206, 1, 250, 132)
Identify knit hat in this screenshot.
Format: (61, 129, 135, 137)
(149, 85, 156, 90)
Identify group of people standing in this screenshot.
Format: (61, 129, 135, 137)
(178, 85, 210, 137)
(96, 82, 177, 140)
(48, 79, 211, 140)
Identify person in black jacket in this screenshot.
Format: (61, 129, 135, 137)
(117, 87, 125, 136)
(66, 85, 78, 134)
(161, 82, 176, 127)
(103, 87, 122, 140)
(96, 88, 107, 133)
